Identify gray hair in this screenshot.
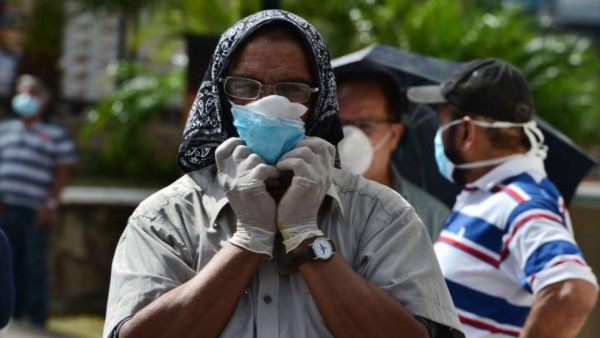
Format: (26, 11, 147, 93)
(16, 74, 50, 101)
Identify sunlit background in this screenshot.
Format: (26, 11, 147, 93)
(0, 1, 598, 337)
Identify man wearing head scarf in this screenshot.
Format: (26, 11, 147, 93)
(104, 10, 463, 338)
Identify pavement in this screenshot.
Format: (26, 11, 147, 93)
(2, 321, 65, 338)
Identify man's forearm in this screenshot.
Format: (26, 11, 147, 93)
(520, 279, 598, 338)
(119, 243, 263, 338)
(299, 254, 429, 338)
(49, 164, 69, 202)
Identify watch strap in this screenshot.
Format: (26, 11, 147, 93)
(277, 237, 336, 275)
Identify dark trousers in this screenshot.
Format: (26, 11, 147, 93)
(0, 204, 49, 327)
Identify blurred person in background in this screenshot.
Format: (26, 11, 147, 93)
(0, 227, 14, 335)
(0, 20, 24, 116)
(336, 69, 450, 241)
(0, 75, 77, 327)
(104, 9, 464, 338)
(408, 59, 598, 338)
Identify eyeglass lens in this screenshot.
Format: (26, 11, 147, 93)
(223, 77, 314, 103)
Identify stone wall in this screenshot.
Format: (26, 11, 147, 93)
(49, 187, 156, 315)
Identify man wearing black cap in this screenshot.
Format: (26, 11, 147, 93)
(408, 59, 598, 338)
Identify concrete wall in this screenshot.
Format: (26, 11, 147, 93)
(49, 187, 155, 315)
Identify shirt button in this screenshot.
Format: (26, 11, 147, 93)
(213, 222, 219, 228)
(263, 295, 272, 304)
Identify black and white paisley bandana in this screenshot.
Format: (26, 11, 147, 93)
(177, 9, 343, 172)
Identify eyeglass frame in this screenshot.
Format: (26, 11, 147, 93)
(340, 118, 399, 135)
(219, 76, 319, 103)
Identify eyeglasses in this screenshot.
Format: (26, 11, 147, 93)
(340, 118, 397, 135)
(220, 76, 319, 104)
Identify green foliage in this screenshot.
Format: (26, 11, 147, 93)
(74, 0, 265, 184)
(68, 0, 164, 15)
(72, 0, 263, 36)
(283, 0, 600, 145)
(155, 0, 263, 36)
(402, 2, 600, 145)
(80, 61, 184, 184)
(76, 0, 600, 185)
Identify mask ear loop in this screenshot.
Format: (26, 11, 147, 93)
(523, 121, 548, 159)
(372, 129, 393, 152)
(472, 119, 548, 160)
(453, 120, 547, 170)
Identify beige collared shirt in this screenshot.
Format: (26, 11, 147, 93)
(103, 165, 462, 337)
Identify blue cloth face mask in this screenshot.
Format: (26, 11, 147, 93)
(12, 93, 40, 118)
(434, 119, 547, 183)
(231, 95, 306, 165)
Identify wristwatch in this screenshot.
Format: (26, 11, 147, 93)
(291, 237, 336, 266)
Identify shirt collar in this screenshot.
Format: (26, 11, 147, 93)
(325, 182, 345, 218)
(466, 154, 547, 192)
(189, 165, 344, 226)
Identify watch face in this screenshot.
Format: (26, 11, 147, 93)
(313, 239, 333, 259)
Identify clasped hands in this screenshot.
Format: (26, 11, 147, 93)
(216, 136, 335, 258)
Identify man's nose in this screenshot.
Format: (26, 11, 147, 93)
(258, 84, 276, 98)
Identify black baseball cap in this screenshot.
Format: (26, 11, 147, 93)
(407, 59, 534, 122)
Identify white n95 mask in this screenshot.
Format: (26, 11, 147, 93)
(338, 125, 392, 175)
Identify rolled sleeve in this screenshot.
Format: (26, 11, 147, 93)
(508, 215, 599, 294)
(103, 215, 196, 338)
(355, 205, 462, 332)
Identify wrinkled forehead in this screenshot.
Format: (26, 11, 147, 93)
(214, 17, 321, 83)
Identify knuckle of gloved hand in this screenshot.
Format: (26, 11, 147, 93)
(296, 147, 317, 163)
(216, 137, 241, 156)
(249, 163, 269, 178)
(237, 155, 260, 172)
(232, 145, 251, 161)
(245, 152, 264, 164)
(291, 159, 311, 174)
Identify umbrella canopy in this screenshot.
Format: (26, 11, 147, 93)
(332, 44, 597, 207)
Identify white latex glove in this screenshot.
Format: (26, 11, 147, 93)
(216, 138, 280, 257)
(276, 136, 335, 252)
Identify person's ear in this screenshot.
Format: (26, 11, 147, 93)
(461, 116, 478, 149)
(389, 123, 405, 149)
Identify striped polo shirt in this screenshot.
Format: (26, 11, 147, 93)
(0, 119, 77, 209)
(434, 154, 598, 338)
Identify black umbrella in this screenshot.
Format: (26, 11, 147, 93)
(332, 44, 597, 207)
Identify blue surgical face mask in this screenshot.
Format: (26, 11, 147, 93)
(230, 96, 306, 165)
(434, 126, 456, 182)
(434, 119, 547, 183)
(12, 93, 40, 118)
